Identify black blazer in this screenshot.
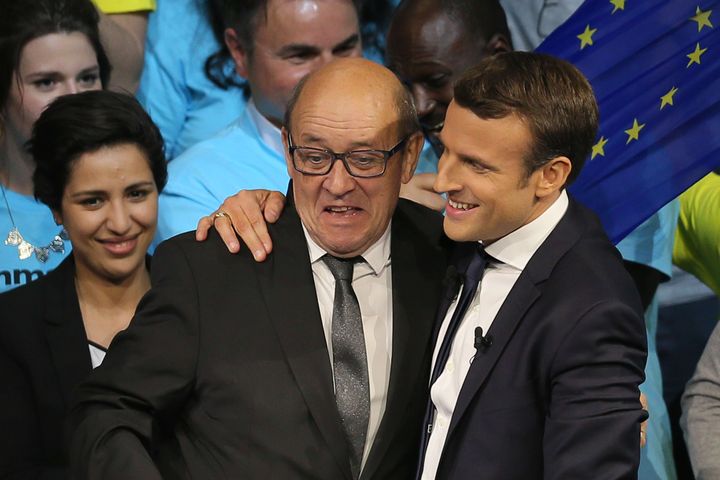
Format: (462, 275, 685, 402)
(0, 255, 91, 479)
(429, 199, 648, 480)
(70, 199, 448, 480)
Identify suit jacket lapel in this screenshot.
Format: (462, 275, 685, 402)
(447, 275, 540, 435)
(361, 205, 446, 480)
(255, 204, 352, 480)
(43, 256, 93, 408)
(446, 199, 587, 437)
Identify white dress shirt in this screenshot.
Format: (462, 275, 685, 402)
(421, 191, 569, 479)
(88, 342, 106, 369)
(246, 98, 285, 158)
(303, 224, 393, 470)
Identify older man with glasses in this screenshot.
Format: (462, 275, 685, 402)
(69, 58, 445, 480)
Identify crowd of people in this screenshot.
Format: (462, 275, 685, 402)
(0, 0, 717, 479)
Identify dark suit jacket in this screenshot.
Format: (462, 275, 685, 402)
(0, 255, 91, 480)
(70, 199, 448, 480)
(430, 199, 648, 480)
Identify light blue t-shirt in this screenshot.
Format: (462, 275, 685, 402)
(617, 199, 680, 480)
(155, 106, 289, 247)
(0, 189, 69, 293)
(617, 200, 679, 280)
(137, 0, 247, 160)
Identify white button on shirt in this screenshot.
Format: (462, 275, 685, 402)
(303, 224, 393, 471)
(421, 191, 569, 479)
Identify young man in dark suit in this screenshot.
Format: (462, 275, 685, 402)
(203, 52, 648, 479)
(417, 52, 646, 480)
(69, 58, 446, 480)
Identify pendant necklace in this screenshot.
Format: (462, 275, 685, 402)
(1, 182, 68, 263)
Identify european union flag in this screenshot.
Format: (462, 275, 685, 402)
(537, 1, 720, 243)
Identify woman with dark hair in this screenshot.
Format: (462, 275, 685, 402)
(0, 0, 111, 293)
(0, 90, 166, 478)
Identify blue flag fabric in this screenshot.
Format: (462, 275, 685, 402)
(537, 1, 720, 243)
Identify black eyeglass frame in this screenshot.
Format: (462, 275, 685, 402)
(287, 133, 410, 178)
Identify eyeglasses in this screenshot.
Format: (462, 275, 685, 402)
(288, 134, 409, 178)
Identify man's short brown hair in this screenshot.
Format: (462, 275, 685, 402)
(454, 51, 599, 185)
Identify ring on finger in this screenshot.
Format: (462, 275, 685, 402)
(213, 210, 230, 223)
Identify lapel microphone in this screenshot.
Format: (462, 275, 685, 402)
(474, 327, 493, 352)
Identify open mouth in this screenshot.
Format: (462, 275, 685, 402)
(324, 205, 363, 216)
(447, 199, 478, 211)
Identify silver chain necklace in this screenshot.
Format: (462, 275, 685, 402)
(1, 183, 68, 263)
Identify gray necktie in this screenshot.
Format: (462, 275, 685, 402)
(322, 254, 369, 479)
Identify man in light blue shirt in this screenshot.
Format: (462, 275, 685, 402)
(155, 0, 363, 244)
(155, 101, 288, 245)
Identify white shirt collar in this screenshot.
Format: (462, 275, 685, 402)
(303, 222, 392, 275)
(246, 99, 284, 158)
(484, 190, 569, 271)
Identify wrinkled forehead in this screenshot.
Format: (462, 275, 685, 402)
(291, 83, 402, 147)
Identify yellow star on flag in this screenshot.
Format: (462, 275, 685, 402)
(625, 119, 645, 144)
(687, 42, 707, 67)
(691, 6, 713, 32)
(610, 0, 625, 14)
(577, 25, 597, 49)
(591, 136, 609, 159)
(660, 86, 678, 109)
